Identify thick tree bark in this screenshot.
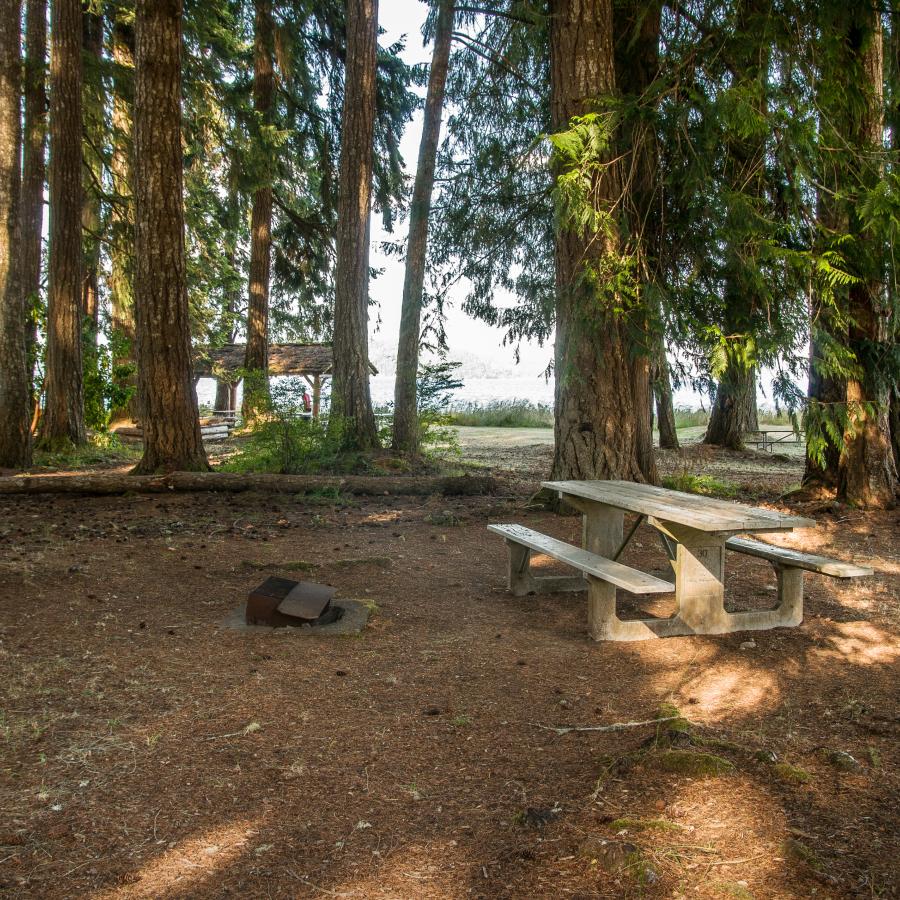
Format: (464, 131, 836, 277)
(42, 0, 86, 448)
(549, 0, 645, 481)
(330, 0, 379, 450)
(653, 342, 679, 450)
(836, 12, 897, 508)
(108, 17, 136, 425)
(0, 0, 32, 468)
(132, 0, 208, 473)
(242, 0, 275, 421)
(21, 0, 47, 413)
(81, 8, 103, 331)
(615, 0, 662, 482)
(392, 0, 454, 454)
(704, 364, 757, 449)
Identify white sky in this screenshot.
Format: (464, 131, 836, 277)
(368, 1, 556, 382)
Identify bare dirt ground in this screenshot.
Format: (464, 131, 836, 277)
(1, 433, 898, 899)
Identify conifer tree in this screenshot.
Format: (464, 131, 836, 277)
(21, 0, 47, 411)
(132, 0, 208, 473)
(330, 0, 380, 450)
(0, 0, 32, 468)
(393, 0, 455, 454)
(242, 0, 275, 421)
(42, 0, 86, 449)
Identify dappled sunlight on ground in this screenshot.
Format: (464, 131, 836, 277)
(94, 818, 262, 900)
(674, 665, 781, 718)
(808, 620, 900, 666)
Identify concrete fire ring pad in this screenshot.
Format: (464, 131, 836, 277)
(220, 599, 371, 635)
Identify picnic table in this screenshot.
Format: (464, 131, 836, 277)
(745, 428, 804, 452)
(489, 480, 871, 641)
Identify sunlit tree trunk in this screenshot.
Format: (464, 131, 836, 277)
(705, 364, 758, 449)
(42, 0, 86, 448)
(132, 0, 208, 473)
(392, 0, 454, 455)
(615, 0, 662, 482)
(81, 8, 103, 331)
(837, 12, 897, 507)
(0, 0, 32, 468)
(242, 0, 274, 421)
(654, 341, 679, 450)
(549, 0, 645, 481)
(107, 16, 136, 425)
(21, 0, 47, 415)
(331, 0, 379, 450)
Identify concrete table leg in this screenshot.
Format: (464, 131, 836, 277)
(580, 503, 624, 641)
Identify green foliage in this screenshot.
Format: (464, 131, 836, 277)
(82, 317, 136, 431)
(661, 473, 738, 500)
(32, 432, 140, 470)
(391, 360, 464, 453)
(446, 399, 553, 428)
(222, 382, 361, 474)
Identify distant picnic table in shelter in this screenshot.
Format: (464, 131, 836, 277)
(192, 343, 378, 419)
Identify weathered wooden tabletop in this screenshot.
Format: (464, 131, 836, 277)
(542, 480, 816, 534)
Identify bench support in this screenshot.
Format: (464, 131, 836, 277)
(583, 520, 806, 641)
(503, 540, 586, 597)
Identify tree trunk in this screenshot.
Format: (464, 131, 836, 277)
(330, 0, 379, 450)
(653, 341, 679, 450)
(80, 8, 103, 331)
(836, 12, 897, 508)
(242, 0, 274, 421)
(0, 0, 32, 468)
(615, 0, 662, 483)
(42, 0, 86, 448)
(891, 387, 900, 474)
(21, 0, 47, 415)
(214, 379, 232, 412)
(392, 0, 454, 454)
(549, 0, 644, 481)
(108, 16, 136, 425)
(704, 363, 757, 449)
(132, 0, 208, 473)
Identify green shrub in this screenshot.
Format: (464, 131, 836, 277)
(222, 383, 361, 474)
(662, 473, 738, 498)
(671, 406, 710, 428)
(32, 432, 141, 469)
(446, 399, 554, 428)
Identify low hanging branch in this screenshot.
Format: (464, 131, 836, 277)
(0, 471, 500, 497)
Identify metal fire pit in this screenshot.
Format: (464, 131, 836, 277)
(246, 576, 342, 627)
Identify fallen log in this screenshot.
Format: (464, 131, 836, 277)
(0, 471, 500, 497)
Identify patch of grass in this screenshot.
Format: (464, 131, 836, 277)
(772, 762, 812, 784)
(662, 473, 739, 499)
(446, 400, 554, 428)
(710, 880, 755, 899)
(32, 432, 140, 470)
(672, 406, 710, 428)
(653, 750, 735, 777)
(328, 556, 391, 570)
(450, 715, 472, 727)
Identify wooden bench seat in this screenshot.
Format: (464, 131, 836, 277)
(488, 523, 674, 597)
(725, 537, 873, 579)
